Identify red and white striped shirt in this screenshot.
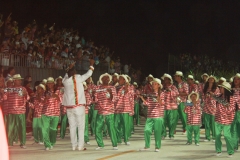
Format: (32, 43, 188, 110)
(215, 96, 236, 125)
(163, 84, 179, 110)
(84, 90, 92, 114)
(143, 92, 165, 118)
(115, 85, 134, 114)
(4, 87, 29, 114)
(42, 91, 61, 116)
(29, 96, 45, 118)
(203, 88, 220, 115)
(177, 81, 189, 102)
(184, 101, 201, 125)
(189, 84, 199, 93)
(143, 84, 153, 94)
(233, 88, 240, 110)
(55, 86, 64, 103)
(87, 83, 97, 98)
(94, 85, 117, 115)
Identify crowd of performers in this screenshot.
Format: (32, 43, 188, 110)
(1, 66, 240, 158)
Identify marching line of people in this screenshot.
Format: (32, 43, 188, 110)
(0, 63, 240, 158)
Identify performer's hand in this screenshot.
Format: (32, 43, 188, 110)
(89, 59, 95, 66)
(69, 61, 76, 69)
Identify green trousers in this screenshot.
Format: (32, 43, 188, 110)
(204, 113, 215, 140)
(134, 102, 140, 125)
(60, 114, 68, 139)
(41, 115, 59, 148)
(90, 105, 98, 135)
(129, 115, 134, 133)
(32, 117, 43, 143)
(163, 110, 179, 138)
(215, 122, 234, 155)
(186, 125, 200, 144)
(144, 117, 163, 149)
(7, 114, 26, 146)
(231, 111, 240, 150)
(178, 102, 187, 130)
(95, 114, 117, 147)
(84, 114, 89, 143)
(115, 113, 130, 143)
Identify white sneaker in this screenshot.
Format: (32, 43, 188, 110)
(170, 137, 174, 140)
(20, 145, 27, 149)
(196, 143, 199, 146)
(86, 142, 90, 145)
(50, 146, 53, 150)
(203, 139, 210, 142)
(212, 140, 215, 142)
(113, 147, 118, 150)
(78, 147, 87, 151)
(125, 142, 130, 145)
(228, 154, 233, 158)
(72, 146, 76, 151)
(139, 148, 150, 151)
(155, 149, 159, 152)
(216, 152, 222, 156)
(45, 147, 50, 151)
(39, 142, 44, 145)
(95, 147, 104, 150)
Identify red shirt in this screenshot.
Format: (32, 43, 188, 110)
(203, 88, 220, 115)
(29, 96, 45, 118)
(42, 91, 61, 116)
(177, 81, 189, 102)
(163, 84, 179, 110)
(185, 101, 201, 125)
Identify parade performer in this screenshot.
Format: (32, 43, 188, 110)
(202, 75, 219, 142)
(112, 73, 119, 86)
(42, 77, 61, 150)
(94, 73, 118, 150)
(5, 74, 29, 148)
(133, 82, 141, 126)
(83, 82, 92, 144)
(211, 82, 236, 157)
(187, 75, 199, 93)
(174, 71, 189, 134)
(143, 74, 154, 94)
(162, 73, 179, 139)
(139, 78, 164, 152)
(29, 84, 45, 144)
(184, 92, 201, 146)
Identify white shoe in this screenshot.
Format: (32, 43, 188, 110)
(155, 149, 159, 152)
(113, 147, 118, 150)
(78, 147, 87, 151)
(196, 143, 199, 146)
(139, 148, 150, 151)
(20, 145, 27, 149)
(203, 139, 210, 142)
(170, 137, 174, 140)
(212, 140, 215, 142)
(45, 147, 50, 151)
(50, 146, 53, 150)
(125, 142, 130, 145)
(72, 146, 76, 151)
(95, 147, 104, 150)
(228, 154, 233, 158)
(86, 142, 90, 145)
(39, 142, 44, 145)
(216, 152, 222, 156)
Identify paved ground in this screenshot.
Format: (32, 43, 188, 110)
(9, 117, 239, 160)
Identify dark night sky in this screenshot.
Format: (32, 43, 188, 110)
(1, 0, 240, 76)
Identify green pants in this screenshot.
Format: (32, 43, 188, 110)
(178, 102, 187, 130)
(163, 110, 179, 138)
(60, 114, 68, 139)
(144, 117, 163, 149)
(215, 122, 234, 155)
(231, 111, 240, 150)
(134, 102, 140, 125)
(95, 114, 117, 147)
(204, 113, 215, 140)
(186, 125, 200, 144)
(90, 105, 98, 135)
(84, 114, 89, 143)
(32, 117, 43, 143)
(115, 113, 130, 143)
(7, 114, 26, 146)
(129, 115, 134, 134)
(41, 115, 59, 148)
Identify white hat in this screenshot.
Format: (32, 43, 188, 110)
(133, 82, 138, 87)
(201, 73, 209, 79)
(5, 78, 13, 86)
(218, 81, 232, 92)
(35, 84, 46, 91)
(47, 77, 55, 83)
(174, 71, 183, 77)
(229, 77, 234, 83)
(161, 73, 173, 84)
(13, 74, 23, 80)
(97, 80, 102, 85)
(55, 76, 63, 83)
(150, 78, 163, 89)
(125, 75, 131, 83)
(119, 75, 129, 83)
(206, 75, 217, 82)
(187, 75, 195, 80)
(146, 74, 154, 81)
(195, 80, 199, 84)
(234, 73, 240, 78)
(188, 91, 199, 102)
(113, 73, 119, 79)
(42, 79, 47, 84)
(219, 77, 226, 82)
(99, 73, 112, 84)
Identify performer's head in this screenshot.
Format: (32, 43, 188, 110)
(86, 77, 93, 85)
(146, 74, 154, 83)
(161, 73, 173, 86)
(201, 73, 209, 83)
(46, 77, 55, 91)
(187, 75, 194, 85)
(218, 82, 232, 102)
(232, 73, 240, 88)
(112, 73, 119, 84)
(203, 75, 217, 94)
(13, 74, 23, 87)
(118, 75, 128, 85)
(99, 73, 112, 86)
(55, 76, 63, 87)
(188, 92, 199, 103)
(68, 68, 76, 77)
(150, 78, 162, 92)
(218, 77, 226, 86)
(174, 71, 183, 82)
(5, 78, 13, 87)
(133, 82, 138, 89)
(36, 84, 46, 95)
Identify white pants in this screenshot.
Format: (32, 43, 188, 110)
(67, 106, 85, 149)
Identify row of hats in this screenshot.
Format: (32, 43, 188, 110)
(99, 73, 132, 84)
(41, 76, 63, 84)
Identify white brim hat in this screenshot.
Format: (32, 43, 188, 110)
(229, 77, 234, 83)
(55, 76, 63, 83)
(174, 71, 183, 77)
(234, 73, 240, 78)
(187, 75, 195, 81)
(195, 80, 199, 84)
(188, 91, 199, 102)
(125, 75, 131, 83)
(13, 74, 24, 80)
(133, 82, 138, 87)
(113, 73, 119, 79)
(42, 79, 47, 84)
(150, 78, 163, 89)
(219, 77, 226, 82)
(161, 73, 173, 84)
(47, 77, 55, 83)
(146, 74, 154, 81)
(99, 73, 112, 84)
(119, 75, 129, 83)
(201, 73, 209, 79)
(218, 81, 232, 92)
(5, 78, 13, 86)
(35, 84, 46, 91)
(206, 75, 217, 82)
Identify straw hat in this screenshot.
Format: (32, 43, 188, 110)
(188, 91, 199, 102)
(201, 73, 209, 79)
(47, 77, 55, 83)
(5, 78, 13, 86)
(35, 84, 46, 91)
(161, 73, 173, 84)
(13, 74, 23, 80)
(206, 75, 217, 82)
(174, 71, 183, 77)
(133, 82, 138, 87)
(150, 78, 163, 89)
(119, 75, 129, 83)
(229, 77, 234, 83)
(125, 75, 131, 83)
(42, 79, 47, 84)
(219, 77, 226, 82)
(113, 73, 119, 79)
(55, 76, 63, 83)
(187, 75, 195, 81)
(218, 82, 232, 92)
(99, 73, 112, 84)
(234, 73, 240, 78)
(146, 74, 154, 81)
(195, 80, 199, 84)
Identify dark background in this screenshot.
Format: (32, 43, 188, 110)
(1, 0, 240, 77)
